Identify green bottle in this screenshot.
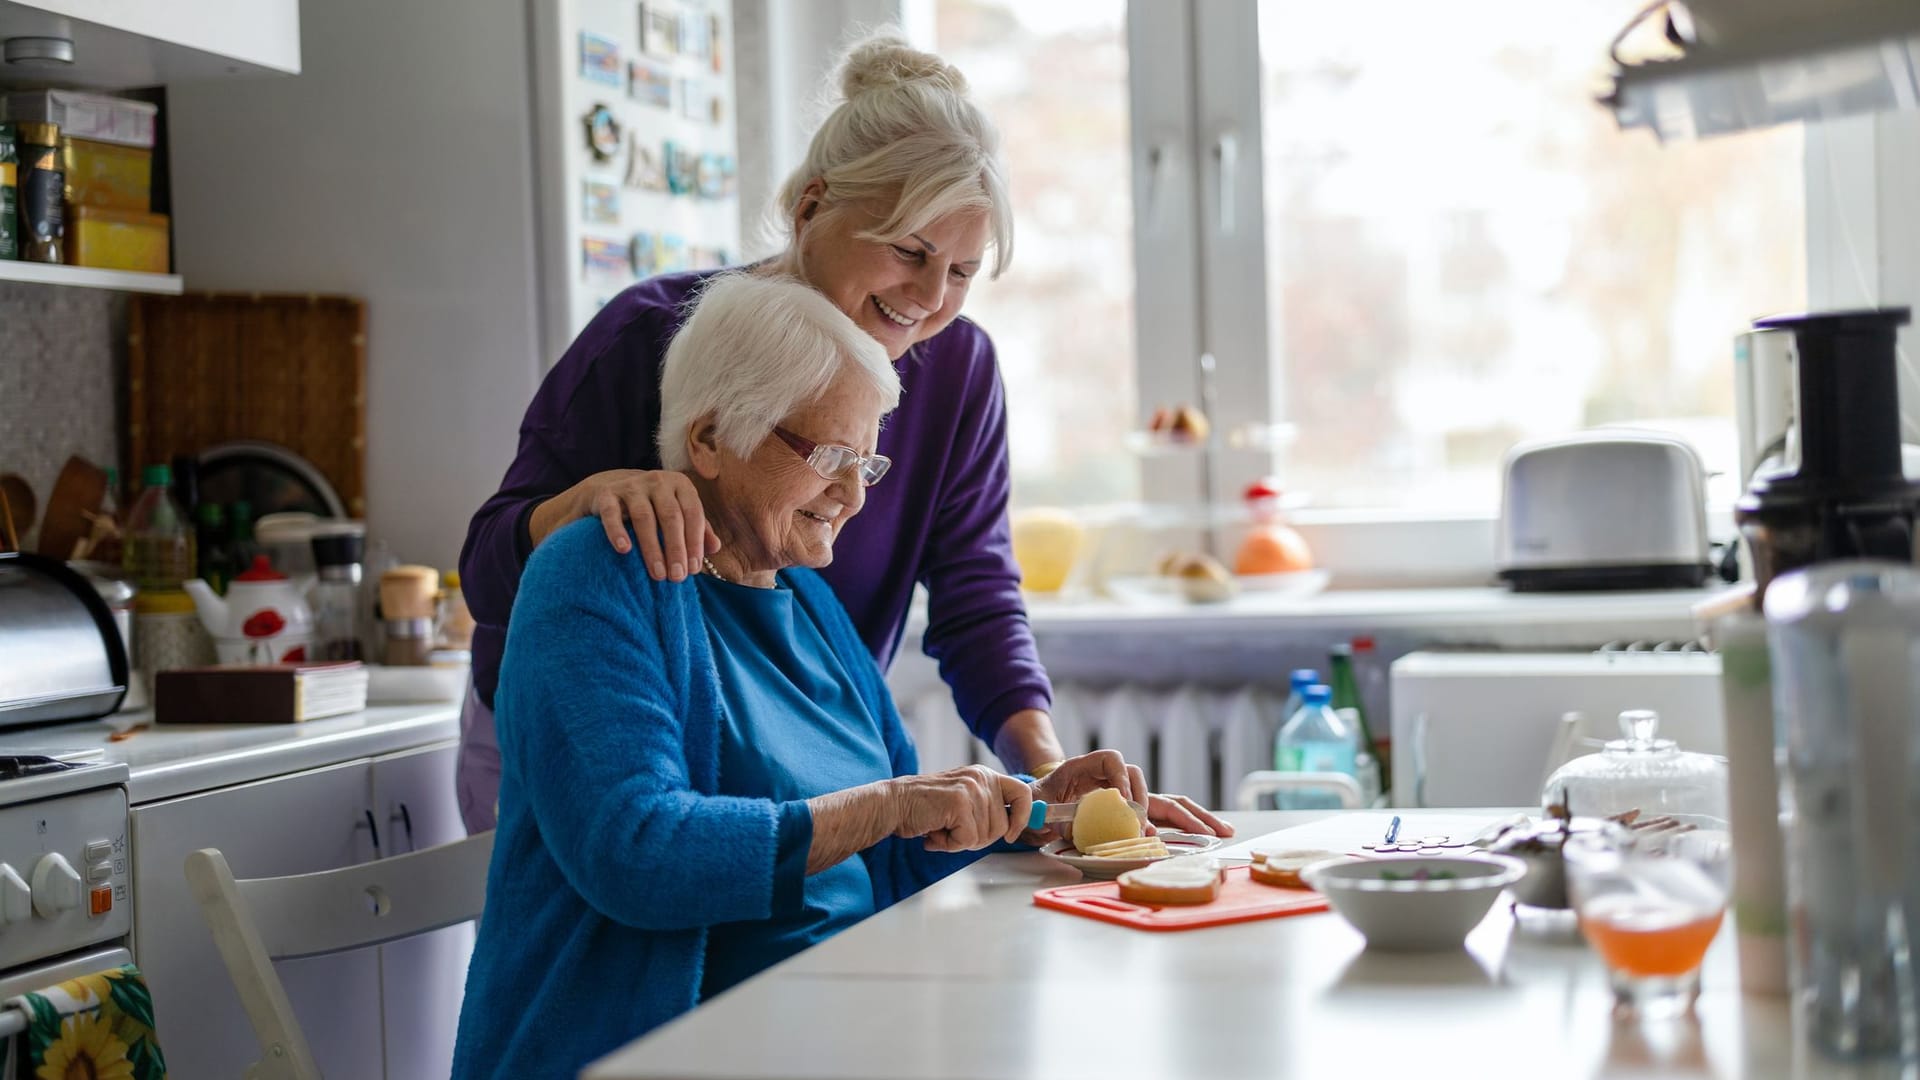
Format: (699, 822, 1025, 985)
(1328, 642, 1388, 801)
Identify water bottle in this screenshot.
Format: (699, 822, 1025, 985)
(1276, 667, 1319, 768)
(1273, 685, 1360, 810)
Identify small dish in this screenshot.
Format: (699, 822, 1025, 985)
(1303, 854, 1527, 951)
(1040, 831, 1224, 880)
(1233, 568, 1332, 597)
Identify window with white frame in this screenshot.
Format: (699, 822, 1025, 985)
(922, 0, 1140, 510)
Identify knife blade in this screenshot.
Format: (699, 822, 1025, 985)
(1025, 798, 1149, 832)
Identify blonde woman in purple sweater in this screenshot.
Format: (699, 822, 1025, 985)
(457, 33, 1229, 841)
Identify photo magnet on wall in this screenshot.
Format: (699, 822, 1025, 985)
(582, 180, 621, 224)
(659, 234, 687, 274)
(628, 58, 674, 110)
(664, 140, 697, 195)
(630, 232, 657, 277)
(677, 11, 711, 60)
(641, 5, 679, 59)
(582, 236, 630, 278)
(579, 31, 622, 86)
(710, 14, 724, 75)
(624, 134, 669, 192)
(582, 103, 623, 163)
(680, 80, 718, 125)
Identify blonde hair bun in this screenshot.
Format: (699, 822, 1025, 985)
(837, 34, 968, 100)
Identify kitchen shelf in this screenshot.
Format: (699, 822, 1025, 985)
(0, 261, 183, 294)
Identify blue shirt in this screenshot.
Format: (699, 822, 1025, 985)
(696, 575, 892, 999)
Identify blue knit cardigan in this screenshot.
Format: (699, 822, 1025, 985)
(452, 520, 984, 1078)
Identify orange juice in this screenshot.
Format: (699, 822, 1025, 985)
(1579, 897, 1724, 977)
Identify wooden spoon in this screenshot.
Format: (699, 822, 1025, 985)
(0, 473, 33, 550)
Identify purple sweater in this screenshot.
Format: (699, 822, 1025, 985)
(459, 269, 1052, 747)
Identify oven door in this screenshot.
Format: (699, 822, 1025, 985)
(1, 945, 134, 1080)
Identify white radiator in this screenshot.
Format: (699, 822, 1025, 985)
(893, 682, 1289, 812)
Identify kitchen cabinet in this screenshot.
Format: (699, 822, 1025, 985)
(0, 0, 299, 88)
(131, 758, 383, 1080)
(371, 742, 473, 1080)
(130, 740, 469, 1079)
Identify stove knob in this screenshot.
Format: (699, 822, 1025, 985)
(0, 865, 28, 926)
(31, 854, 82, 919)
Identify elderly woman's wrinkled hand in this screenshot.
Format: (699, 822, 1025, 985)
(886, 765, 1034, 853)
(567, 468, 721, 581)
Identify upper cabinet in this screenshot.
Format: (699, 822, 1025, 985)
(0, 0, 298, 88)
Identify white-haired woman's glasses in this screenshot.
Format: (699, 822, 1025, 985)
(773, 426, 893, 486)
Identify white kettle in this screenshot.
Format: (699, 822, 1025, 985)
(183, 556, 315, 664)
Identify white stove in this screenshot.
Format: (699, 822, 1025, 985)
(0, 755, 133, 999)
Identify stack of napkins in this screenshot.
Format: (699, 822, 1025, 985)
(155, 662, 369, 724)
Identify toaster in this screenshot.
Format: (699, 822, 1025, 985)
(0, 552, 130, 727)
(1496, 431, 1711, 591)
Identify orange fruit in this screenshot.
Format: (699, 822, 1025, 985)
(1234, 525, 1313, 574)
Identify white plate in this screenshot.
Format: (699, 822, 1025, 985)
(1104, 569, 1330, 606)
(1040, 831, 1224, 880)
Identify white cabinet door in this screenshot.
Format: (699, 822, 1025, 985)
(371, 741, 472, 1079)
(0, 0, 300, 83)
(131, 759, 383, 1080)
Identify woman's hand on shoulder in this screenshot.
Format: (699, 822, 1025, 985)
(537, 468, 720, 581)
(886, 766, 1033, 853)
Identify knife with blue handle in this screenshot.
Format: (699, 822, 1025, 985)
(1024, 798, 1149, 832)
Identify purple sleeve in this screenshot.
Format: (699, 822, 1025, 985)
(917, 333, 1053, 747)
(458, 297, 672, 706)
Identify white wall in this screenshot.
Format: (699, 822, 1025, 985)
(1805, 110, 1920, 443)
(166, 0, 542, 571)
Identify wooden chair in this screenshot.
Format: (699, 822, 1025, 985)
(184, 831, 494, 1080)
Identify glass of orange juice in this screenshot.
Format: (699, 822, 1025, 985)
(1565, 825, 1732, 1020)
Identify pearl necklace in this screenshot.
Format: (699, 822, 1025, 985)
(702, 555, 772, 588)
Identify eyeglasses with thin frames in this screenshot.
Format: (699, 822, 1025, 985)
(772, 426, 892, 486)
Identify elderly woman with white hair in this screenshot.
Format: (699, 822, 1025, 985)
(457, 33, 1231, 842)
(452, 274, 1145, 1078)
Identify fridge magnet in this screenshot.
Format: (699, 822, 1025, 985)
(658, 234, 688, 274)
(624, 134, 669, 192)
(696, 153, 725, 200)
(641, 5, 679, 58)
(680, 80, 720, 125)
(582, 103, 623, 163)
(710, 14, 725, 75)
(628, 58, 674, 109)
(578, 31, 622, 86)
(664, 140, 698, 195)
(629, 231, 657, 276)
(677, 11, 711, 60)
(582, 236, 631, 277)
(582, 180, 621, 224)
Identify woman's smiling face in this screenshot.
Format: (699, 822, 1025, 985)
(792, 190, 990, 361)
(699, 370, 886, 574)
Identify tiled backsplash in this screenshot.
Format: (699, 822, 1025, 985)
(0, 283, 127, 548)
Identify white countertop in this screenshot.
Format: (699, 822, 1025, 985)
(586, 809, 1818, 1080)
(0, 703, 462, 804)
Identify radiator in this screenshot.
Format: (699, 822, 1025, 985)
(893, 682, 1291, 811)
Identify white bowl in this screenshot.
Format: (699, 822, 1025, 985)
(1303, 854, 1527, 952)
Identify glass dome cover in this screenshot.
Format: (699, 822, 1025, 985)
(1542, 709, 1729, 823)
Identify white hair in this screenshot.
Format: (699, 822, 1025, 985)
(656, 273, 900, 471)
(768, 31, 1013, 279)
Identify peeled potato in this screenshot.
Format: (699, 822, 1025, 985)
(1071, 787, 1143, 854)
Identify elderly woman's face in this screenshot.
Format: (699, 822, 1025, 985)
(709, 372, 885, 573)
(796, 199, 990, 361)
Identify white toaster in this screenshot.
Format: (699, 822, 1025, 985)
(1495, 430, 1711, 591)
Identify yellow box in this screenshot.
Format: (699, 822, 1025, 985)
(61, 136, 151, 211)
(66, 206, 170, 273)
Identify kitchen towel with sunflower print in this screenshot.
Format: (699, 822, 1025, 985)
(4, 964, 166, 1080)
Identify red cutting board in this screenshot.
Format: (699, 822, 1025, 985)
(1034, 866, 1330, 931)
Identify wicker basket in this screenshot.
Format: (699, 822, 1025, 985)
(127, 293, 367, 517)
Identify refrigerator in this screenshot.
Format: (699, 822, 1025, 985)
(530, 0, 743, 361)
